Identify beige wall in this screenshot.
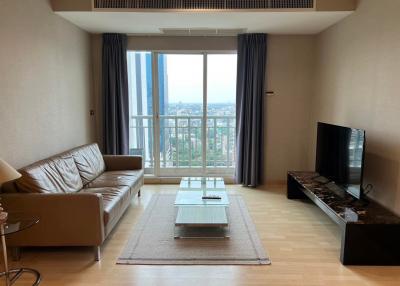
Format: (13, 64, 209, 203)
(91, 35, 315, 182)
(0, 0, 94, 169)
(264, 36, 315, 183)
(309, 0, 400, 214)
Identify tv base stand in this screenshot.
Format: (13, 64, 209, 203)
(288, 171, 400, 265)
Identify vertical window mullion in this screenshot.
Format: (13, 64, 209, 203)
(152, 52, 160, 177)
(202, 53, 208, 175)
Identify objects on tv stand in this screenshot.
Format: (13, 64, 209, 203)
(324, 181, 347, 199)
(312, 175, 331, 184)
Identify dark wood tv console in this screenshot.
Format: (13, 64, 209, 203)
(287, 171, 400, 265)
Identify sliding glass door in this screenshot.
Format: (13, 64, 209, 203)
(207, 54, 237, 170)
(128, 51, 237, 177)
(157, 54, 204, 176)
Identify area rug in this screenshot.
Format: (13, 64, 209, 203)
(117, 193, 270, 265)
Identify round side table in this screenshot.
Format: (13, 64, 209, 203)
(0, 214, 41, 286)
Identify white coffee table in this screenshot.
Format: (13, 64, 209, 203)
(174, 177, 230, 238)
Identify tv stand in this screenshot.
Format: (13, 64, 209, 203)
(288, 171, 400, 265)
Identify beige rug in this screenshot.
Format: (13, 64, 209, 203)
(117, 193, 270, 265)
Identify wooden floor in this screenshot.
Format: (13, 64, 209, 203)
(4, 185, 400, 286)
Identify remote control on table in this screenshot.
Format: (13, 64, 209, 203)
(202, 195, 222, 200)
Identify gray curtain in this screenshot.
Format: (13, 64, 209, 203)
(102, 33, 129, 155)
(235, 34, 267, 187)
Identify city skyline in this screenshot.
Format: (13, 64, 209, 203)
(127, 51, 236, 171)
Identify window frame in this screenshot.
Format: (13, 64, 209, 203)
(128, 50, 237, 178)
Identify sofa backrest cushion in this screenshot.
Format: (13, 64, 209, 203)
(70, 143, 105, 185)
(16, 154, 83, 194)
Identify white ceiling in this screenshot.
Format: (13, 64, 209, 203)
(57, 11, 353, 35)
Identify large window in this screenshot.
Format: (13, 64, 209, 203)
(128, 52, 237, 176)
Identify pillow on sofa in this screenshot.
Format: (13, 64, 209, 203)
(70, 143, 105, 185)
(16, 155, 83, 193)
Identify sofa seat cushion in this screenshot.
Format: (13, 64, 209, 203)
(84, 170, 144, 189)
(70, 143, 105, 185)
(82, 186, 131, 226)
(16, 154, 83, 194)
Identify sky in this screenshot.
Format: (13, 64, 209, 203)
(166, 54, 237, 104)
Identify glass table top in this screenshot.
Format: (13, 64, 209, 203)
(175, 177, 229, 206)
(0, 213, 39, 237)
(175, 191, 229, 206)
(179, 177, 226, 190)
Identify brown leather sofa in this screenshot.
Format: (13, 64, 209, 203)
(0, 143, 143, 261)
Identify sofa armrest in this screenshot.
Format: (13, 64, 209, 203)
(0, 193, 105, 246)
(103, 155, 142, 171)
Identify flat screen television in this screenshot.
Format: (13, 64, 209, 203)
(315, 122, 366, 199)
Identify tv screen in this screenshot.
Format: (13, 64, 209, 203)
(315, 122, 366, 199)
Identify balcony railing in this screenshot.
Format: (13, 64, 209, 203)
(129, 115, 236, 172)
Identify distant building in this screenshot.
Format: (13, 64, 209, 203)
(127, 52, 168, 166)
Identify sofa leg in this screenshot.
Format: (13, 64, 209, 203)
(94, 246, 101, 262)
(138, 189, 141, 197)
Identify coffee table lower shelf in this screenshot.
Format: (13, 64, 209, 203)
(174, 206, 230, 239)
